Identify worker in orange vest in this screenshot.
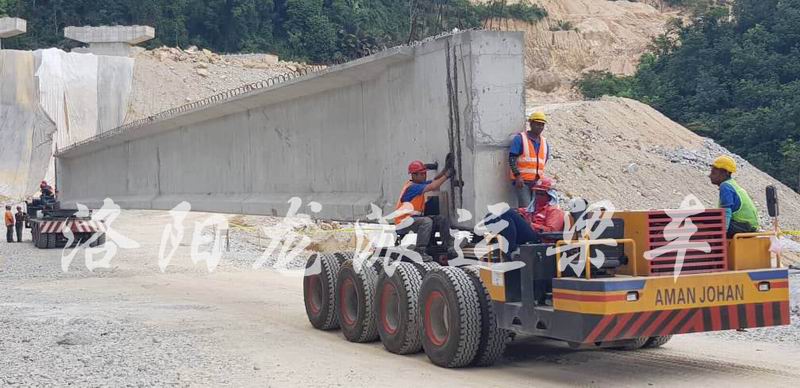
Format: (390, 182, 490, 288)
(509, 112, 550, 207)
(395, 157, 454, 256)
(4, 205, 14, 243)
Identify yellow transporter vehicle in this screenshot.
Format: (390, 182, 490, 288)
(303, 193, 791, 368)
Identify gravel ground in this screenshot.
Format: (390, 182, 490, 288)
(2, 209, 798, 387)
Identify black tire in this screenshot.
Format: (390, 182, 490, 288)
(95, 233, 106, 246)
(462, 265, 509, 366)
(419, 266, 481, 368)
(376, 262, 424, 354)
(336, 259, 380, 343)
(36, 231, 48, 249)
(332, 251, 354, 265)
(413, 261, 440, 275)
(46, 233, 57, 249)
(303, 253, 341, 330)
(643, 335, 672, 348)
(615, 336, 649, 350)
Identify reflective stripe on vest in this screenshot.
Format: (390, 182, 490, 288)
(510, 132, 548, 181)
(718, 179, 760, 230)
(395, 181, 426, 225)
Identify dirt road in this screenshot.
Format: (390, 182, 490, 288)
(1, 210, 798, 387)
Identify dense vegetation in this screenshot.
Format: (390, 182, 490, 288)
(0, 0, 545, 62)
(577, 0, 800, 191)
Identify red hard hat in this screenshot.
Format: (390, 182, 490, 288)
(532, 177, 554, 191)
(408, 160, 426, 174)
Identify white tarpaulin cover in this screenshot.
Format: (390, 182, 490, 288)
(0, 48, 133, 201)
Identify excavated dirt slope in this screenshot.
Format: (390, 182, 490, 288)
(536, 96, 800, 233)
(475, 0, 677, 104)
(126, 47, 315, 123)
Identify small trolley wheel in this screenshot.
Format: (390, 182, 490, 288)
(336, 259, 379, 343)
(303, 253, 341, 330)
(419, 266, 481, 368)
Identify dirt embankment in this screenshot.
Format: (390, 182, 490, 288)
(536, 97, 800, 233)
(476, 0, 678, 104)
(126, 47, 317, 123)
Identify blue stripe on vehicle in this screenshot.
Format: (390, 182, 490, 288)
(747, 269, 788, 281)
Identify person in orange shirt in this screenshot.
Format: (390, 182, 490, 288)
(4, 205, 14, 243)
(395, 158, 454, 256)
(519, 177, 565, 233)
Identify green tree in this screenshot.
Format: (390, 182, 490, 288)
(581, 0, 800, 191)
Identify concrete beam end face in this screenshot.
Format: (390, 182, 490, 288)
(0, 17, 27, 38)
(64, 25, 155, 45)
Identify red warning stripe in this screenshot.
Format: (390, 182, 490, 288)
(771, 281, 789, 289)
(552, 292, 627, 302)
(727, 304, 739, 329)
(585, 315, 614, 343)
(654, 308, 691, 337)
(710, 306, 722, 331)
(623, 311, 654, 338)
(639, 310, 673, 338)
(602, 313, 637, 340)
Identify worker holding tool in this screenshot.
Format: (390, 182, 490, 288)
(395, 154, 455, 256)
(509, 112, 550, 207)
(709, 155, 759, 238)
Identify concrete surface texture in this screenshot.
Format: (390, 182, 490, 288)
(64, 25, 155, 57)
(0, 50, 56, 199)
(0, 17, 27, 49)
(56, 31, 526, 227)
(0, 48, 134, 201)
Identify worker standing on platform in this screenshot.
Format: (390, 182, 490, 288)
(509, 112, 550, 207)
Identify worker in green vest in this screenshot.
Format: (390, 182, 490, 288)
(708, 155, 760, 238)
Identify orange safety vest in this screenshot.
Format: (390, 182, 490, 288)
(509, 131, 548, 181)
(395, 181, 426, 225)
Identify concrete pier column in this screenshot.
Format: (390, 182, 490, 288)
(0, 17, 27, 49)
(64, 25, 155, 57)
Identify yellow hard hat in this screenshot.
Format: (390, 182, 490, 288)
(711, 155, 737, 173)
(528, 112, 547, 123)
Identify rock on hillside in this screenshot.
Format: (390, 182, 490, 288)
(126, 46, 318, 123)
(535, 97, 800, 232)
(474, 0, 677, 104)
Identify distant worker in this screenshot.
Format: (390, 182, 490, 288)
(709, 156, 759, 238)
(40, 180, 54, 198)
(14, 206, 26, 242)
(4, 205, 14, 243)
(509, 112, 550, 207)
(520, 177, 565, 233)
(395, 156, 455, 256)
(40, 180, 55, 208)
